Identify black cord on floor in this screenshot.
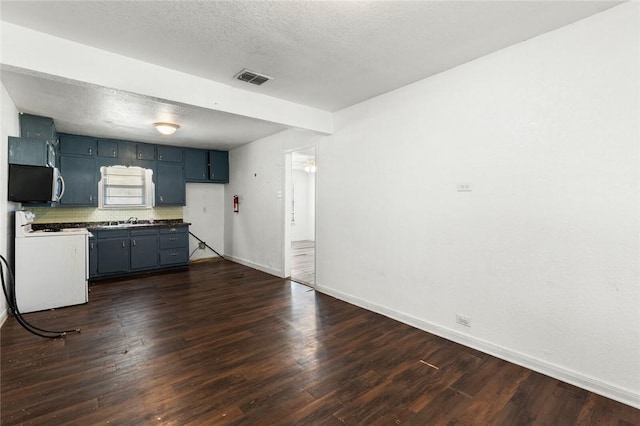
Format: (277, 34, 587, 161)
(0, 254, 80, 339)
(188, 232, 225, 260)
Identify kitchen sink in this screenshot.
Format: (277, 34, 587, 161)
(97, 223, 152, 229)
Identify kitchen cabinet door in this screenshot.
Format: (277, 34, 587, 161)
(8, 137, 55, 167)
(156, 162, 185, 205)
(184, 148, 208, 181)
(59, 134, 97, 156)
(19, 113, 57, 144)
(130, 235, 158, 270)
(97, 139, 119, 158)
(97, 238, 129, 274)
(59, 156, 97, 206)
(157, 146, 183, 163)
(136, 144, 155, 161)
(88, 237, 98, 278)
(208, 150, 229, 183)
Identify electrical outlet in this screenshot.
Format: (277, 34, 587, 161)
(457, 182, 472, 192)
(198, 242, 206, 250)
(456, 314, 471, 327)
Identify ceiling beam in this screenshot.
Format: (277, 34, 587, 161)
(0, 22, 333, 135)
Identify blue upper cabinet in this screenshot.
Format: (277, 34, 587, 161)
(59, 155, 97, 206)
(136, 144, 155, 161)
(184, 148, 208, 181)
(58, 134, 98, 206)
(19, 113, 57, 145)
(59, 134, 97, 156)
(208, 150, 229, 183)
(156, 162, 185, 205)
(8, 136, 56, 167)
(185, 148, 229, 183)
(97, 139, 119, 158)
(157, 146, 183, 163)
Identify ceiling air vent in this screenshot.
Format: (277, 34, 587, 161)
(235, 69, 273, 86)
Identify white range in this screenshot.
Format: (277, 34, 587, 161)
(14, 211, 91, 313)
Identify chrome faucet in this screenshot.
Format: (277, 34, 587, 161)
(127, 217, 138, 224)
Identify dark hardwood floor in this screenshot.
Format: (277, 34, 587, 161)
(2, 261, 638, 425)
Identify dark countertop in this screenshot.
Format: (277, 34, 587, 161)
(32, 220, 191, 232)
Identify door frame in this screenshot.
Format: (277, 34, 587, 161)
(283, 144, 317, 286)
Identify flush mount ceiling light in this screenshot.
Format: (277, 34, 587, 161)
(304, 160, 317, 173)
(154, 122, 179, 135)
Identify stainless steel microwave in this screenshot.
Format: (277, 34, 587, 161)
(8, 164, 65, 203)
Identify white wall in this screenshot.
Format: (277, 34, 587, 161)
(1, 82, 20, 325)
(224, 133, 287, 276)
(316, 3, 639, 408)
(183, 183, 225, 261)
(291, 169, 315, 242)
(225, 129, 320, 277)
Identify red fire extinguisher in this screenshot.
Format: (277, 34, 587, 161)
(233, 195, 239, 213)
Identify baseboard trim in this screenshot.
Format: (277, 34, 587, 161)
(225, 255, 283, 278)
(315, 284, 640, 410)
(189, 256, 223, 265)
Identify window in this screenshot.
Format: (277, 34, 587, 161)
(98, 165, 154, 209)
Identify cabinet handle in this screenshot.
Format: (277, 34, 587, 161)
(169, 228, 177, 233)
(89, 147, 92, 155)
(89, 195, 93, 202)
(90, 242, 94, 250)
(159, 154, 163, 160)
(169, 237, 177, 241)
(159, 195, 164, 202)
(138, 152, 142, 159)
(122, 241, 126, 248)
(170, 252, 177, 256)
(112, 149, 116, 156)
(132, 239, 136, 247)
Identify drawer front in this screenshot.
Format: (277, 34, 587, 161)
(160, 248, 188, 266)
(130, 228, 158, 237)
(159, 233, 188, 250)
(94, 229, 129, 239)
(159, 225, 188, 235)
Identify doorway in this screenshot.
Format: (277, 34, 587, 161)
(287, 148, 316, 287)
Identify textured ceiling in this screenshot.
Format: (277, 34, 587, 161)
(0, 0, 623, 148)
(1, 67, 286, 149)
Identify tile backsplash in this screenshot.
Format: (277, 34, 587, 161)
(26, 206, 183, 224)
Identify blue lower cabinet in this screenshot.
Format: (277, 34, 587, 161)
(159, 249, 188, 266)
(89, 237, 98, 278)
(90, 226, 188, 279)
(130, 229, 159, 270)
(97, 237, 129, 275)
(159, 226, 189, 266)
